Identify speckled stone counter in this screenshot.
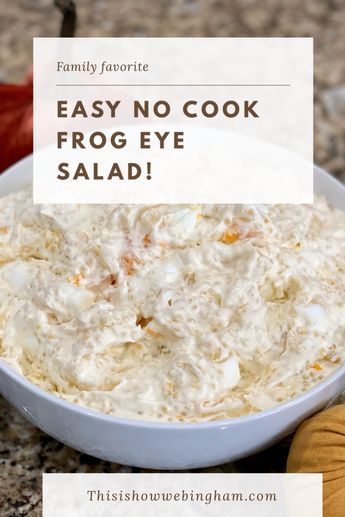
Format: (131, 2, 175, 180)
(1, 0, 345, 179)
(0, 395, 294, 516)
(0, 1, 345, 515)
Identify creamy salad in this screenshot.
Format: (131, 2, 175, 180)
(0, 187, 345, 422)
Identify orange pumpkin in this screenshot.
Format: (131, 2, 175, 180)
(287, 404, 345, 517)
(0, 73, 33, 173)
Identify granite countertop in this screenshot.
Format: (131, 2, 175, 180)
(1, 0, 345, 515)
(0, 395, 294, 515)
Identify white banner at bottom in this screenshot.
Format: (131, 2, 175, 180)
(43, 473, 322, 517)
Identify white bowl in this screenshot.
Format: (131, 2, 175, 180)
(0, 155, 345, 470)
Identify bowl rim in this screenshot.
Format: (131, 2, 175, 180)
(1, 357, 345, 429)
(0, 155, 345, 430)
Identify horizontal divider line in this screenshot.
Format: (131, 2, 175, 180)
(56, 83, 291, 87)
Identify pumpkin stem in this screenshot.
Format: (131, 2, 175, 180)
(54, 0, 77, 38)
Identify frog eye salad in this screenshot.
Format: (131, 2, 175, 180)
(0, 187, 345, 422)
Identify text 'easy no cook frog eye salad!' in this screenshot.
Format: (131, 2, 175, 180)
(0, 187, 345, 422)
